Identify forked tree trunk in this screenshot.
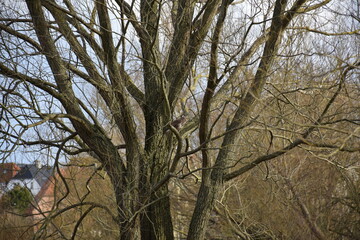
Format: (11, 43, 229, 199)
(187, 0, 294, 238)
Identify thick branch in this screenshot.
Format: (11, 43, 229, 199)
(25, 0, 126, 178)
(0, 63, 61, 99)
(199, 0, 231, 173)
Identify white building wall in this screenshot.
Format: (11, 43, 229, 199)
(6, 179, 41, 197)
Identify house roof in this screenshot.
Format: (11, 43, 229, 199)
(33, 168, 67, 202)
(12, 164, 54, 188)
(0, 163, 21, 183)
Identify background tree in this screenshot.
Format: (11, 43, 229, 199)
(0, 0, 359, 239)
(0, 213, 34, 240)
(33, 157, 119, 239)
(0, 186, 34, 240)
(2, 185, 33, 213)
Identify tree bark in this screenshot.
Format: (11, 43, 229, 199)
(141, 134, 174, 240)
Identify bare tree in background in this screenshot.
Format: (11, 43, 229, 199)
(0, 0, 359, 239)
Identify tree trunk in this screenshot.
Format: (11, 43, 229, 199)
(140, 129, 174, 240)
(186, 181, 220, 239)
(186, 160, 225, 240)
(140, 187, 174, 240)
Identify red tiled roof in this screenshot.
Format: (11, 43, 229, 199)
(33, 168, 67, 204)
(0, 163, 20, 183)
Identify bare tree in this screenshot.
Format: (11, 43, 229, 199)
(0, 0, 359, 239)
